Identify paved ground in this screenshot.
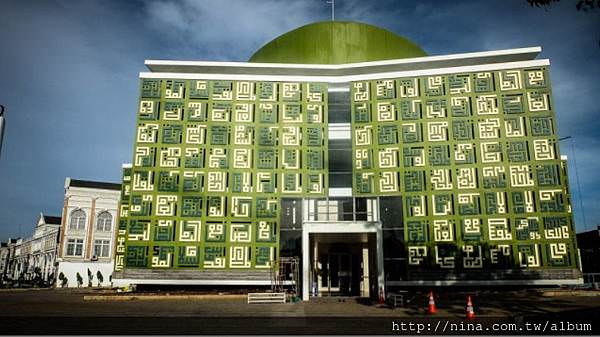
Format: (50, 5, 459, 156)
(0, 288, 599, 334)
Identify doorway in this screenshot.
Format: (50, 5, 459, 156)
(311, 233, 377, 298)
(301, 222, 384, 301)
(318, 248, 361, 296)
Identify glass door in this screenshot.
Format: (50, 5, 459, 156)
(319, 253, 353, 296)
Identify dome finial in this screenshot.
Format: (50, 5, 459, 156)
(326, 0, 335, 21)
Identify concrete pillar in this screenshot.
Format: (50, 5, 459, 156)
(85, 198, 97, 259)
(313, 238, 319, 297)
(376, 225, 385, 298)
(42, 255, 47, 280)
(362, 244, 370, 297)
(58, 196, 70, 258)
(302, 229, 309, 301)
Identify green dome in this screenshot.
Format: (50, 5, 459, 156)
(249, 21, 427, 64)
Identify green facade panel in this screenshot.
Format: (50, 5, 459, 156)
(351, 67, 579, 274)
(115, 80, 328, 271)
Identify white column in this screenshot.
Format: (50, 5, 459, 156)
(302, 229, 310, 301)
(376, 225, 385, 297)
(313, 238, 319, 296)
(362, 244, 370, 297)
(42, 255, 47, 280)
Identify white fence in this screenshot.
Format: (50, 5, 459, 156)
(247, 292, 286, 304)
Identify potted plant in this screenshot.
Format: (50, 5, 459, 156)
(87, 268, 93, 288)
(76, 272, 83, 288)
(58, 272, 68, 288)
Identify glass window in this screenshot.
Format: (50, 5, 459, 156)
(315, 198, 353, 221)
(328, 91, 351, 123)
(96, 212, 112, 231)
(307, 197, 376, 221)
(316, 199, 332, 221)
(93, 239, 110, 257)
(280, 198, 302, 230)
(380, 197, 403, 228)
(335, 197, 354, 221)
(66, 238, 84, 256)
(69, 209, 87, 230)
(280, 230, 301, 258)
(329, 173, 352, 188)
(383, 229, 405, 258)
(355, 198, 368, 221)
(384, 259, 406, 281)
(307, 198, 327, 221)
(328, 139, 352, 172)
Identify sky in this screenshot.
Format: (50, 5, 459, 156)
(0, 0, 598, 239)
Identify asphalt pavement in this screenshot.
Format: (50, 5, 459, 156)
(0, 288, 598, 334)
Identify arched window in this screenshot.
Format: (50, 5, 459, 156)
(96, 212, 112, 231)
(69, 209, 86, 230)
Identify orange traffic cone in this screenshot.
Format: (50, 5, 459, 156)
(427, 291, 436, 314)
(378, 288, 385, 304)
(466, 295, 475, 320)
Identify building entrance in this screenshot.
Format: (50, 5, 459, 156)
(310, 232, 377, 298)
(318, 247, 361, 296)
(301, 221, 384, 301)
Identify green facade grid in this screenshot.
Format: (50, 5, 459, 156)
(115, 79, 328, 272)
(351, 67, 579, 274)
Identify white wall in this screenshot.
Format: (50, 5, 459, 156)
(61, 185, 120, 260)
(56, 261, 114, 288)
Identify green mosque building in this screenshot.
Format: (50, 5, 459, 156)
(112, 21, 582, 300)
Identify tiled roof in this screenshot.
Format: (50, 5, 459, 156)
(43, 215, 62, 225)
(69, 179, 121, 191)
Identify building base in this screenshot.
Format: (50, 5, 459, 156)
(56, 261, 114, 288)
(386, 278, 584, 286)
(112, 269, 273, 288)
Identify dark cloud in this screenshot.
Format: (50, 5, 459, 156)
(0, 0, 598, 239)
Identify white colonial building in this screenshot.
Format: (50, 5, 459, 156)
(2, 214, 61, 285)
(28, 214, 61, 282)
(0, 240, 13, 282)
(56, 178, 121, 287)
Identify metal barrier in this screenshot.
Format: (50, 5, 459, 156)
(389, 293, 404, 307)
(247, 292, 286, 304)
(583, 273, 600, 288)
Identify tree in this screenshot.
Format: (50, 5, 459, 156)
(32, 267, 43, 287)
(527, 0, 599, 11)
(47, 272, 55, 287)
(17, 272, 25, 286)
(87, 268, 94, 288)
(526, 0, 599, 46)
(527, 0, 560, 7)
(76, 272, 83, 288)
(96, 270, 104, 287)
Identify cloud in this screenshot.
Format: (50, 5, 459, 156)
(0, 0, 598, 238)
(0, 1, 147, 238)
(143, 0, 327, 60)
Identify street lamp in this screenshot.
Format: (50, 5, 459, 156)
(559, 136, 588, 231)
(0, 105, 5, 158)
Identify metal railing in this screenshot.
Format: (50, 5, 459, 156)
(583, 273, 600, 287)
